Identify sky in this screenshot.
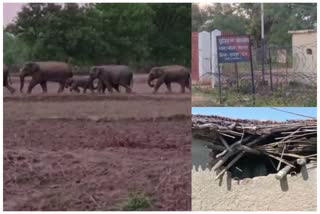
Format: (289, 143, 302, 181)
(192, 107, 316, 121)
(3, 3, 24, 26)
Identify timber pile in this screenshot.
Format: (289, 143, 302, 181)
(192, 114, 317, 180)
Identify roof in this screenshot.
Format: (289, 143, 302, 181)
(192, 114, 317, 180)
(288, 29, 316, 34)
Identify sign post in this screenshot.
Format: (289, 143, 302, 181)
(216, 35, 255, 105)
(215, 40, 222, 104)
(249, 39, 255, 106)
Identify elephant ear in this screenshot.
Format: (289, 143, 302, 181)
(157, 68, 165, 76)
(153, 67, 164, 76)
(90, 67, 101, 78)
(96, 67, 102, 77)
(28, 62, 40, 74)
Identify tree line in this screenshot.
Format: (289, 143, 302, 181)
(4, 3, 191, 70)
(192, 3, 317, 47)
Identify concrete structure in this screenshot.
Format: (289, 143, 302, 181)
(192, 167, 316, 211)
(198, 31, 211, 84)
(192, 139, 317, 211)
(288, 29, 317, 83)
(192, 32, 199, 82)
(191, 30, 222, 87)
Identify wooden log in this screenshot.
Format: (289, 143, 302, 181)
(215, 151, 245, 180)
(212, 150, 238, 171)
(275, 165, 292, 180)
(237, 145, 261, 155)
(265, 153, 296, 168)
(297, 158, 307, 166)
(206, 144, 225, 152)
(219, 136, 232, 151)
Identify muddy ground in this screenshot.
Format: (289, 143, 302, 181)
(3, 74, 191, 211)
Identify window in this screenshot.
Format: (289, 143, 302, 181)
(306, 48, 313, 55)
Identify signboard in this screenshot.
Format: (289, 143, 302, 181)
(217, 35, 251, 63)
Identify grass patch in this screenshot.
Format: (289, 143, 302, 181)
(192, 85, 316, 107)
(121, 192, 152, 211)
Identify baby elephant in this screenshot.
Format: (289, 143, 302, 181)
(65, 77, 97, 93)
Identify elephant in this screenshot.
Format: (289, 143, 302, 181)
(20, 61, 73, 94)
(3, 64, 16, 94)
(148, 65, 191, 93)
(97, 79, 121, 93)
(89, 65, 133, 93)
(65, 76, 98, 93)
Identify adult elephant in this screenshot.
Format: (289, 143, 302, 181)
(20, 61, 73, 94)
(89, 65, 133, 93)
(148, 65, 190, 93)
(3, 64, 16, 94)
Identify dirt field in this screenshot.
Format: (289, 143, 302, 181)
(3, 74, 191, 211)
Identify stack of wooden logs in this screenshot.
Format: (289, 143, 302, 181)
(192, 115, 317, 180)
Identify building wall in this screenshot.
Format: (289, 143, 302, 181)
(192, 139, 317, 211)
(198, 31, 212, 84)
(291, 32, 317, 83)
(192, 167, 316, 211)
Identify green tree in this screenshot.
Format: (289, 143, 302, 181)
(193, 3, 317, 47)
(3, 32, 30, 65)
(238, 3, 316, 46)
(4, 3, 191, 68)
(192, 4, 208, 32)
(149, 3, 191, 66)
(94, 3, 154, 65)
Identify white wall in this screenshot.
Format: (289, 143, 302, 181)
(198, 31, 211, 83)
(197, 30, 222, 87)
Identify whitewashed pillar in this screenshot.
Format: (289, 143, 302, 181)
(198, 31, 211, 83)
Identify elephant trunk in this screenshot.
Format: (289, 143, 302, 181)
(148, 75, 155, 87)
(19, 74, 25, 93)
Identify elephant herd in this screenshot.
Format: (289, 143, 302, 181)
(3, 61, 191, 95)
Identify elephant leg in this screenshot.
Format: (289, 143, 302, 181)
(89, 83, 94, 93)
(74, 86, 80, 93)
(104, 81, 113, 93)
(40, 81, 47, 93)
(90, 86, 94, 94)
(180, 82, 186, 93)
(165, 82, 172, 93)
(153, 79, 164, 94)
(27, 79, 39, 94)
(116, 85, 121, 93)
(57, 82, 65, 93)
(5, 85, 15, 94)
(185, 80, 191, 91)
(120, 83, 131, 93)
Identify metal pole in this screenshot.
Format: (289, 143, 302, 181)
(218, 64, 222, 105)
(269, 47, 273, 91)
(249, 37, 255, 106)
(235, 62, 239, 92)
(261, 3, 265, 84)
(216, 36, 222, 105)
